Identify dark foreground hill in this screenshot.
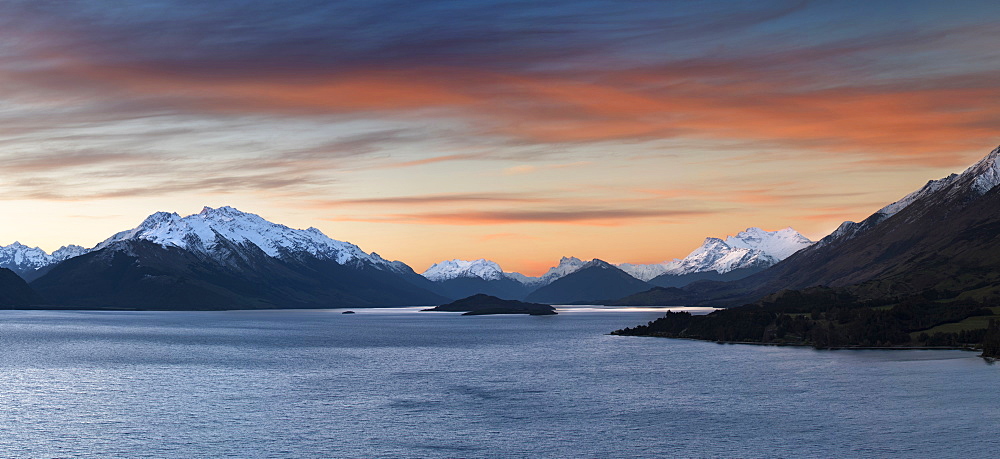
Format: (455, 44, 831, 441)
(0, 268, 40, 307)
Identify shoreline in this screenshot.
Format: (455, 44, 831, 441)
(610, 332, 985, 354)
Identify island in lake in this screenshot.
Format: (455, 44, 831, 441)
(423, 294, 557, 315)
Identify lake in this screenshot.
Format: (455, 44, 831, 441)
(0, 306, 996, 458)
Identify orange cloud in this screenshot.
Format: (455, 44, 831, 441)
(11, 50, 1000, 167)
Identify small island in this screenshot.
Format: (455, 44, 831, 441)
(423, 294, 557, 315)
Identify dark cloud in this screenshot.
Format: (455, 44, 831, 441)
(310, 193, 547, 207)
(328, 208, 717, 225)
(0, 0, 812, 76)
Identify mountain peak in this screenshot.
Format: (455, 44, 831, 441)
(0, 241, 90, 277)
(583, 258, 616, 269)
(725, 227, 812, 260)
(422, 258, 506, 281)
(701, 237, 728, 248)
(95, 206, 399, 269)
(199, 205, 245, 218)
(617, 226, 814, 280)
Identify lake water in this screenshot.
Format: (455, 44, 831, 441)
(0, 306, 996, 458)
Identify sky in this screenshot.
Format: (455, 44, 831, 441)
(1, 0, 998, 275)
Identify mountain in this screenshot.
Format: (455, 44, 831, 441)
(92, 206, 409, 271)
(618, 227, 812, 287)
(421, 258, 533, 300)
(529, 256, 588, 286)
(619, 145, 1000, 307)
(0, 242, 89, 281)
(423, 259, 508, 281)
(31, 206, 446, 309)
(420, 256, 591, 300)
(525, 259, 652, 304)
(0, 267, 40, 307)
(612, 145, 1000, 355)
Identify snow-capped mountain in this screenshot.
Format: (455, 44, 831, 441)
(616, 262, 671, 283)
(724, 227, 813, 260)
(532, 256, 588, 285)
(421, 255, 588, 287)
(52, 245, 89, 261)
(0, 242, 52, 274)
(618, 227, 813, 281)
(95, 206, 405, 271)
(0, 242, 89, 278)
(422, 259, 507, 281)
(419, 258, 538, 300)
(32, 206, 446, 308)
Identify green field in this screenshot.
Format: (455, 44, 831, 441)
(911, 307, 1000, 338)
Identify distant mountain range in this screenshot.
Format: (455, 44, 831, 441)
(4, 145, 998, 311)
(0, 219, 811, 308)
(419, 256, 592, 300)
(416, 228, 812, 303)
(0, 243, 88, 281)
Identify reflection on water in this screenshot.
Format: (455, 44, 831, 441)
(0, 308, 994, 457)
(554, 305, 720, 314)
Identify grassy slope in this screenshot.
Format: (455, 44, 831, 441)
(912, 306, 1000, 337)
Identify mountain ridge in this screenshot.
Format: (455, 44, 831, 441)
(615, 144, 1000, 307)
(617, 227, 812, 289)
(0, 242, 89, 280)
(30, 207, 447, 309)
(525, 259, 652, 304)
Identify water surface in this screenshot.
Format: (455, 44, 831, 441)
(0, 307, 995, 457)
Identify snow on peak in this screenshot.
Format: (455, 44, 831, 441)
(873, 145, 1000, 219)
(725, 227, 814, 260)
(422, 258, 506, 281)
(582, 258, 618, 270)
(52, 245, 89, 261)
(422, 256, 592, 286)
(95, 206, 397, 268)
(617, 261, 674, 281)
(477, 256, 590, 286)
(0, 242, 90, 274)
(960, 144, 1000, 195)
(876, 174, 960, 219)
(618, 227, 813, 279)
(534, 256, 587, 284)
(0, 242, 51, 272)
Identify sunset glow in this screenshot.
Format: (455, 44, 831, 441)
(1, 0, 998, 275)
